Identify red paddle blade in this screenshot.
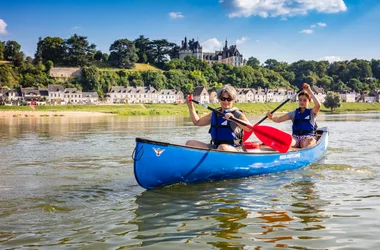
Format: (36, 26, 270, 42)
(243, 129, 254, 142)
(253, 125, 292, 153)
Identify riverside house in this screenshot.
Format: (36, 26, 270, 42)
(63, 88, 82, 104)
(193, 86, 209, 103)
(82, 92, 99, 104)
(48, 84, 65, 104)
(107, 86, 184, 104)
(236, 88, 254, 103)
(340, 91, 357, 102)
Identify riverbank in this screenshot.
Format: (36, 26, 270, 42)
(1, 102, 380, 117)
(0, 110, 115, 118)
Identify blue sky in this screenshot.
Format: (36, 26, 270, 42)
(1, 0, 380, 63)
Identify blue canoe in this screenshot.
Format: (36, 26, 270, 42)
(133, 127, 328, 189)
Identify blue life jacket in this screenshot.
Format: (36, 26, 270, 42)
(292, 108, 315, 136)
(209, 108, 243, 146)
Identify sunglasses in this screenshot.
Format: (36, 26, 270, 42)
(220, 97, 232, 102)
(298, 98, 309, 102)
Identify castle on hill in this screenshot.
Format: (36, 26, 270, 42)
(178, 37, 244, 67)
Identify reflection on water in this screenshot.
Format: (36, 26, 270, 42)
(0, 113, 380, 249)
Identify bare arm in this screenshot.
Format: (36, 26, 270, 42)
(187, 100, 212, 126)
(266, 113, 290, 123)
(304, 84, 321, 115)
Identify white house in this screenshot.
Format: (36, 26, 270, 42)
(62, 88, 82, 104)
(48, 84, 65, 104)
(253, 88, 266, 103)
(340, 91, 356, 102)
(193, 86, 209, 103)
(82, 92, 99, 104)
(236, 88, 254, 103)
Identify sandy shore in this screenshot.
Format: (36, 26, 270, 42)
(0, 111, 115, 118)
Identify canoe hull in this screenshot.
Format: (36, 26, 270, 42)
(133, 128, 328, 189)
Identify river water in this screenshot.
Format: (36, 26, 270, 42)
(0, 113, 379, 249)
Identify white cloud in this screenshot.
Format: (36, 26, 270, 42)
(300, 29, 314, 34)
(221, 0, 347, 18)
(70, 26, 81, 30)
(201, 38, 223, 52)
(169, 12, 184, 19)
(302, 21, 327, 34)
(320, 56, 341, 62)
(236, 36, 248, 45)
(0, 19, 8, 35)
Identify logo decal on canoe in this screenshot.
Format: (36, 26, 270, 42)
(279, 153, 301, 160)
(153, 148, 165, 157)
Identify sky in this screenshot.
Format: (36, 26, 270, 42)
(1, 0, 380, 63)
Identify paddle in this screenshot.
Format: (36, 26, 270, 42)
(188, 94, 293, 153)
(243, 88, 303, 142)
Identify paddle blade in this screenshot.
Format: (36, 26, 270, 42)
(242, 129, 254, 142)
(253, 125, 292, 153)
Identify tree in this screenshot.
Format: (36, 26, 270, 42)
(371, 59, 380, 79)
(0, 41, 4, 60)
(26, 56, 33, 64)
(109, 39, 138, 69)
(134, 35, 150, 63)
(34, 36, 65, 64)
(168, 45, 180, 60)
(12, 51, 25, 67)
(0, 64, 18, 87)
(246, 57, 260, 68)
(317, 76, 334, 91)
(3, 40, 21, 61)
(102, 53, 109, 62)
(348, 78, 364, 92)
(64, 34, 96, 66)
(142, 71, 167, 90)
(45, 60, 54, 72)
(94, 50, 103, 61)
(148, 39, 176, 67)
(82, 66, 101, 91)
(264, 59, 289, 72)
(324, 91, 342, 111)
(164, 69, 192, 91)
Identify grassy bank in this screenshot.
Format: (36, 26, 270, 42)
(1, 102, 380, 116)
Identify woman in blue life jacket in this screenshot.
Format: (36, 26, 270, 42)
(185, 85, 253, 152)
(266, 83, 321, 148)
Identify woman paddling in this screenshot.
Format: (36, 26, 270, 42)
(266, 83, 321, 148)
(185, 85, 253, 152)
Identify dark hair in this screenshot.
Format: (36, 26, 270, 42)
(298, 92, 311, 101)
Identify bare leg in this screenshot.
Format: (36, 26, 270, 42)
(185, 140, 210, 149)
(216, 144, 238, 152)
(291, 138, 297, 147)
(301, 138, 316, 148)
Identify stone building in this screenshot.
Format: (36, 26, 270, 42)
(179, 37, 244, 67)
(179, 37, 203, 60)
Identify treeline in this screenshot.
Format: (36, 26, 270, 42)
(1, 34, 380, 99)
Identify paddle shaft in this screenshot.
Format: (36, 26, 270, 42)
(190, 99, 253, 129)
(256, 89, 303, 125)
